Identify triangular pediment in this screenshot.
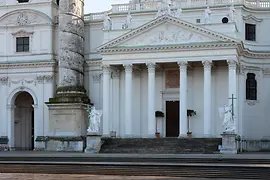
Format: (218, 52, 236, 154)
(99, 15, 239, 51)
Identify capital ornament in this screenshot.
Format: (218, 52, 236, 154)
(227, 59, 238, 69)
(177, 61, 188, 71)
(102, 65, 111, 74)
(111, 70, 120, 79)
(147, 62, 156, 73)
(202, 60, 212, 70)
(124, 64, 133, 73)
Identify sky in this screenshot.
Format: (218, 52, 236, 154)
(85, 0, 130, 13)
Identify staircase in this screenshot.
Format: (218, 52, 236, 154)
(100, 137, 222, 154)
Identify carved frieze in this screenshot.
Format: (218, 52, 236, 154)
(165, 70, 179, 88)
(36, 75, 54, 84)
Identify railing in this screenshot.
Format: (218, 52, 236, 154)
(86, 0, 270, 21)
(236, 136, 270, 152)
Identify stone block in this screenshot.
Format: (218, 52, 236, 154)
(220, 132, 238, 154)
(84, 133, 103, 153)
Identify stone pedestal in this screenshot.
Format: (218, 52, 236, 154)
(220, 132, 238, 154)
(84, 132, 103, 153)
(42, 103, 88, 152)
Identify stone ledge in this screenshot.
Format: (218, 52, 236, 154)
(36, 136, 85, 142)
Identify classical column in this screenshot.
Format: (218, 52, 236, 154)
(7, 105, 15, 148)
(147, 63, 156, 137)
(202, 60, 212, 136)
(227, 59, 238, 132)
(102, 65, 110, 136)
(178, 61, 188, 136)
(112, 70, 120, 137)
(124, 64, 133, 136)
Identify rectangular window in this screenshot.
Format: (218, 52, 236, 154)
(16, 37, 29, 52)
(245, 23, 256, 41)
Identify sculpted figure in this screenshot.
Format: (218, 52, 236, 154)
(103, 12, 112, 30)
(228, 4, 235, 22)
(123, 12, 132, 29)
(219, 105, 236, 133)
(204, 6, 212, 24)
(174, 7, 182, 18)
(85, 105, 103, 133)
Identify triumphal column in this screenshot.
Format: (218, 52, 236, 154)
(44, 0, 90, 152)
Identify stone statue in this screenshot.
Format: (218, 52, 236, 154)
(85, 105, 103, 133)
(219, 105, 236, 133)
(103, 12, 112, 30)
(122, 12, 132, 29)
(228, 4, 235, 22)
(204, 6, 212, 24)
(174, 7, 182, 18)
(155, 1, 172, 18)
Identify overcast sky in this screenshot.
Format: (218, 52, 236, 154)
(85, 0, 130, 13)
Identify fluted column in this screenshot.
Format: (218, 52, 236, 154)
(102, 65, 110, 136)
(124, 64, 133, 136)
(147, 63, 156, 137)
(178, 61, 188, 136)
(203, 60, 212, 136)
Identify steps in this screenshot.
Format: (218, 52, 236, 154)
(100, 138, 222, 154)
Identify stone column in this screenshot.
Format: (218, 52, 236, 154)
(203, 60, 212, 136)
(112, 70, 120, 137)
(227, 59, 238, 133)
(7, 105, 15, 148)
(178, 61, 188, 136)
(147, 63, 156, 137)
(124, 64, 133, 137)
(102, 65, 110, 136)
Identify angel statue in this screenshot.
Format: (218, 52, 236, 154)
(219, 104, 236, 133)
(85, 105, 103, 133)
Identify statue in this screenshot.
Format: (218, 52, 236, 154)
(204, 6, 212, 24)
(155, 1, 172, 18)
(228, 4, 235, 22)
(85, 105, 103, 133)
(174, 7, 182, 18)
(219, 105, 236, 133)
(103, 12, 112, 30)
(122, 12, 132, 29)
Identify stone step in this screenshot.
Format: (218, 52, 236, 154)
(100, 138, 222, 154)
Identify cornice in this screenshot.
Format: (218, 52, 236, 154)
(85, 60, 102, 66)
(0, 61, 56, 69)
(98, 15, 239, 50)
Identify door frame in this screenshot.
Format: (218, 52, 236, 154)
(161, 88, 180, 137)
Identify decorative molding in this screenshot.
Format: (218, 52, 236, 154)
(227, 59, 238, 69)
(124, 64, 133, 73)
(11, 29, 34, 37)
(0, 62, 56, 69)
(147, 62, 156, 73)
(245, 100, 259, 106)
(111, 70, 120, 79)
(102, 64, 111, 74)
(36, 75, 54, 84)
(92, 73, 102, 83)
(0, 77, 8, 85)
(178, 61, 188, 71)
(242, 14, 263, 23)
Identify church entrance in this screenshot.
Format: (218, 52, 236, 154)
(14, 92, 34, 150)
(166, 101, 179, 137)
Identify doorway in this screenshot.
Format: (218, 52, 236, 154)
(14, 92, 34, 150)
(166, 101, 179, 137)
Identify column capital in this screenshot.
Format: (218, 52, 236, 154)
(147, 62, 156, 72)
(227, 59, 238, 69)
(102, 64, 111, 74)
(202, 60, 212, 70)
(112, 70, 120, 79)
(124, 64, 133, 73)
(177, 61, 188, 71)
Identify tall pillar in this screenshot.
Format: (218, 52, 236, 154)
(203, 60, 212, 136)
(102, 65, 110, 136)
(178, 61, 188, 136)
(45, 0, 90, 152)
(227, 59, 238, 133)
(147, 63, 156, 137)
(124, 64, 133, 136)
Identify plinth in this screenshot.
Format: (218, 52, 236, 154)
(84, 132, 103, 153)
(220, 132, 238, 154)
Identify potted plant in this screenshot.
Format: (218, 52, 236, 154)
(187, 109, 196, 137)
(155, 111, 164, 138)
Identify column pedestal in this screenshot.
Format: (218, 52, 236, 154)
(220, 132, 238, 154)
(84, 132, 103, 153)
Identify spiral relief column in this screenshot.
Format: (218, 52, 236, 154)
(45, 0, 90, 152)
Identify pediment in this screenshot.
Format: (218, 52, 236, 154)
(99, 15, 239, 51)
(0, 9, 53, 27)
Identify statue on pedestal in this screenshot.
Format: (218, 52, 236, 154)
(204, 6, 212, 24)
(103, 12, 112, 30)
(228, 4, 235, 22)
(85, 105, 103, 133)
(122, 12, 132, 29)
(219, 104, 236, 133)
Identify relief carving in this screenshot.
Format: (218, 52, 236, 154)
(165, 70, 180, 88)
(0, 77, 8, 85)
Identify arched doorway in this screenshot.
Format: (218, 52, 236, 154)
(14, 92, 34, 150)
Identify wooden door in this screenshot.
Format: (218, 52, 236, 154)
(166, 101, 180, 137)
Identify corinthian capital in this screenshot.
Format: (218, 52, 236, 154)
(202, 60, 212, 70)
(124, 63, 133, 73)
(227, 59, 238, 69)
(177, 61, 188, 71)
(147, 62, 156, 73)
(102, 64, 111, 74)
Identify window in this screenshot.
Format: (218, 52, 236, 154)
(246, 73, 257, 100)
(17, 0, 29, 3)
(245, 23, 256, 41)
(16, 37, 29, 52)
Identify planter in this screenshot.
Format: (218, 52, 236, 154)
(155, 132, 160, 138)
(187, 132, 192, 137)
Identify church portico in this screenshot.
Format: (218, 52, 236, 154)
(101, 59, 237, 138)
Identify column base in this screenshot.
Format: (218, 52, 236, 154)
(220, 132, 238, 154)
(84, 133, 103, 153)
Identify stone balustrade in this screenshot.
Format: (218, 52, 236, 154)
(86, 0, 270, 21)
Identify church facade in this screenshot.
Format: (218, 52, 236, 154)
(0, 0, 270, 150)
